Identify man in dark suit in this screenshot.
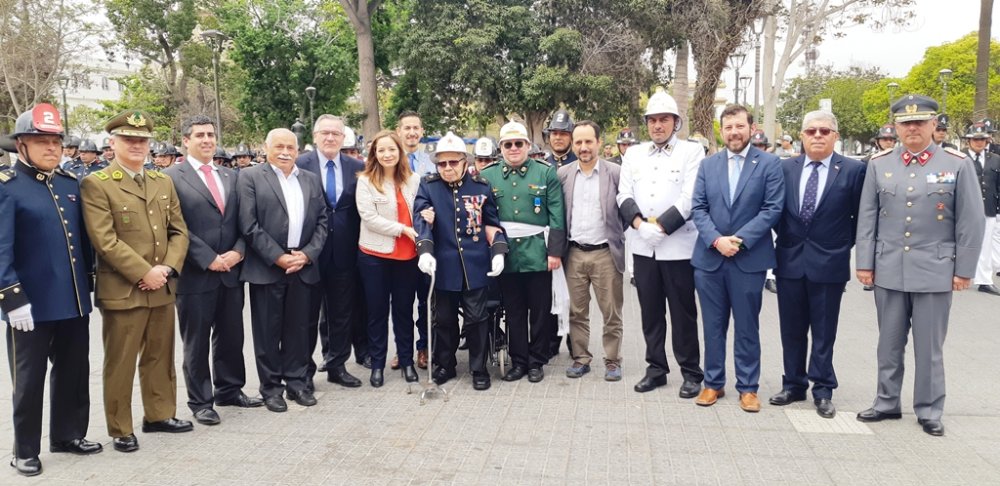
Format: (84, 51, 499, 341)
(164, 115, 262, 426)
(295, 114, 366, 388)
(964, 122, 1000, 295)
(238, 128, 327, 412)
(768, 111, 866, 419)
(691, 104, 784, 413)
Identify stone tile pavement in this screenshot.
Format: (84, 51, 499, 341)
(2, 278, 999, 485)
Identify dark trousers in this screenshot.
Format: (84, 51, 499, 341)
(415, 273, 430, 350)
(176, 284, 246, 411)
(6, 317, 90, 458)
(434, 287, 489, 374)
(316, 268, 368, 373)
(776, 277, 844, 399)
(498, 271, 552, 369)
(249, 276, 319, 398)
(358, 253, 418, 370)
(695, 260, 766, 393)
(634, 255, 704, 382)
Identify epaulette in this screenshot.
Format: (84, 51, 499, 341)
(533, 158, 552, 167)
(92, 170, 110, 181)
(480, 161, 499, 171)
(870, 148, 893, 161)
(470, 173, 489, 185)
(55, 167, 77, 180)
(148, 170, 162, 179)
(422, 173, 441, 183)
(0, 168, 15, 183)
(943, 147, 967, 158)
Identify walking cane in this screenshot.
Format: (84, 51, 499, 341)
(412, 270, 449, 404)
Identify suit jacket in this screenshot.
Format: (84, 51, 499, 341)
(237, 163, 328, 285)
(971, 150, 1000, 217)
(163, 160, 245, 293)
(296, 151, 365, 271)
(774, 153, 866, 283)
(557, 159, 626, 274)
(356, 173, 421, 255)
(691, 145, 785, 273)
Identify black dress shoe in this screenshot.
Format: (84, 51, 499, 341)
(432, 367, 456, 385)
(305, 376, 315, 393)
(863, 284, 874, 291)
(264, 395, 288, 413)
(402, 365, 420, 383)
(51, 438, 103, 455)
(142, 417, 194, 433)
(769, 389, 807, 406)
(679, 380, 701, 399)
(287, 389, 317, 407)
(10, 457, 41, 476)
(317, 361, 328, 373)
(527, 367, 545, 383)
(216, 392, 264, 408)
(764, 278, 778, 294)
(472, 372, 491, 391)
(918, 418, 945, 436)
(979, 284, 1000, 296)
(359, 355, 373, 369)
(112, 434, 139, 453)
(503, 365, 527, 382)
(633, 375, 667, 393)
(815, 398, 836, 418)
(328, 366, 363, 388)
(193, 408, 221, 425)
(370, 368, 384, 388)
(856, 408, 902, 422)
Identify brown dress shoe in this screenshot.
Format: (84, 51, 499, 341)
(740, 392, 761, 412)
(390, 355, 400, 370)
(417, 349, 428, 369)
(695, 388, 724, 406)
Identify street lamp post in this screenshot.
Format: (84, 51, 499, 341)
(57, 77, 70, 133)
(938, 68, 953, 114)
(729, 52, 747, 106)
(886, 82, 899, 123)
(305, 86, 316, 132)
(291, 118, 306, 151)
(738, 76, 752, 105)
(201, 29, 230, 143)
(751, 16, 766, 119)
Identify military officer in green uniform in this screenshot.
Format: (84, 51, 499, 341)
(479, 120, 566, 383)
(80, 110, 192, 453)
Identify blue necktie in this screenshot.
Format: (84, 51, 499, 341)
(729, 154, 743, 201)
(408, 153, 417, 172)
(325, 160, 338, 207)
(800, 161, 821, 224)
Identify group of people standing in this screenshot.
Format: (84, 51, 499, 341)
(0, 87, 990, 477)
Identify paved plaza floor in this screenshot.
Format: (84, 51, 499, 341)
(2, 278, 999, 485)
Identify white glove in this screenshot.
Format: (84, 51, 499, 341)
(7, 304, 34, 332)
(637, 222, 666, 246)
(418, 253, 437, 275)
(486, 254, 505, 277)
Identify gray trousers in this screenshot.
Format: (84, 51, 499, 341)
(872, 287, 951, 421)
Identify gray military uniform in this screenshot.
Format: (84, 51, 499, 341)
(856, 143, 984, 420)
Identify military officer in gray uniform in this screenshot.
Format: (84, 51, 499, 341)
(855, 95, 985, 437)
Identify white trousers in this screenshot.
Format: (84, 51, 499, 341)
(975, 215, 997, 285)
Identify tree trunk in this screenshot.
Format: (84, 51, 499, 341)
(673, 41, 691, 140)
(761, 13, 778, 139)
(974, 0, 994, 119)
(341, 0, 383, 141)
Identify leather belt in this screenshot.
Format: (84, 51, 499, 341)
(570, 241, 609, 252)
(284, 247, 301, 253)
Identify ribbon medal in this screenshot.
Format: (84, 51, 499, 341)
(533, 196, 542, 214)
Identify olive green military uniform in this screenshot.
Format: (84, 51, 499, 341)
(79, 112, 189, 438)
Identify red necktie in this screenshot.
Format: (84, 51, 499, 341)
(199, 164, 225, 214)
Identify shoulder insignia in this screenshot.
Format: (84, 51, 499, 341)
(533, 158, 552, 167)
(870, 148, 893, 160)
(422, 173, 441, 183)
(470, 173, 489, 185)
(111, 170, 123, 181)
(943, 147, 967, 158)
(55, 167, 77, 180)
(480, 161, 499, 171)
(93, 171, 110, 181)
(0, 169, 13, 183)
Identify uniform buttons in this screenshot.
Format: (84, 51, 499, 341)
(68, 232, 72, 238)
(455, 227, 460, 232)
(514, 209, 520, 214)
(0, 295, 4, 300)
(59, 207, 65, 212)
(458, 247, 463, 252)
(72, 258, 77, 263)
(70, 245, 75, 250)
(458, 238, 462, 242)
(516, 238, 522, 243)
(906, 202, 913, 207)
(906, 216, 912, 222)
(455, 207, 460, 212)
(910, 173, 916, 178)
(54, 195, 59, 200)
(63, 220, 68, 224)
(155, 257, 159, 262)
(13, 288, 20, 294)
(153, 225, 158, 230)
(512, 182, 517, 187)
(904, 246, 910, 252)
(149, 210, 153, 214)
(155, 242, 160, 246)
(455, 218, 460, 222)
(512, 196, 518, 201)
(907, 187, 913, 192)
(904, 232, 911, 238)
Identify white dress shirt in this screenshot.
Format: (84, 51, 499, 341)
(187, 155, 225, 202)
(798, 153, 832, 211)
(318, 151, 344, 202)
(270, 163, 305, 249)
(570, 161, 606, 245)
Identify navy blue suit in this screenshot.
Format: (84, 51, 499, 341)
(296, 150, 368, 375)
(691, 145, 784, 393)
(774, 153, 865, 399)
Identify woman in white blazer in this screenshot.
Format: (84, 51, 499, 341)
(356, 130, 422, 387)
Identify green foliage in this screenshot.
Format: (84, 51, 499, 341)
(778, 66, 884, 142)
(94, 69, 177, 141)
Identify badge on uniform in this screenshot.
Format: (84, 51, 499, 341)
(462, 194, 486, 238)
(533, 197, 542, 214)
(926, 172, 956, 184)
(67, 194, 77, 202)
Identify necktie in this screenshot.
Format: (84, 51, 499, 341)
(974, 153, 983, 173)
(199, 164, 225, 214)
(133, 174, 144, 197)
(729, 154, 743, 201)
(325, 160, 338, 207)
(408, 153, 417, 172)
(800, 161, 822, 224)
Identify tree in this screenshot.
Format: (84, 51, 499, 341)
(777, 65, 883, 141)
(339, 0, 383, 140)
(974, 0, 994, 119)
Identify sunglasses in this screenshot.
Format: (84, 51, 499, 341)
(502, 141, 526, 150)
(435, 159, 465, 168)
(802, 127, 836, 137)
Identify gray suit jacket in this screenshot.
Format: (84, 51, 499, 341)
(557, 159, 626, 274)
(163, 161, 245, 293)
(237, 163, 328, 285)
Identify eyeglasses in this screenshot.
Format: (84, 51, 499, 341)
(314, 130, 344, 139)
(436, 159, 465, 168)
(802, 127, 836, 137)
(502, 141, 526, 150)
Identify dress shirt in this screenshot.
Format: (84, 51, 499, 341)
(570, 161, 606, 245)
(119, 164, 143, 180)
(798, 153, 832, 211)
(187, 155, 225, 201)
(269, 163, 305, 249)
(317, 151, 344, 202)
